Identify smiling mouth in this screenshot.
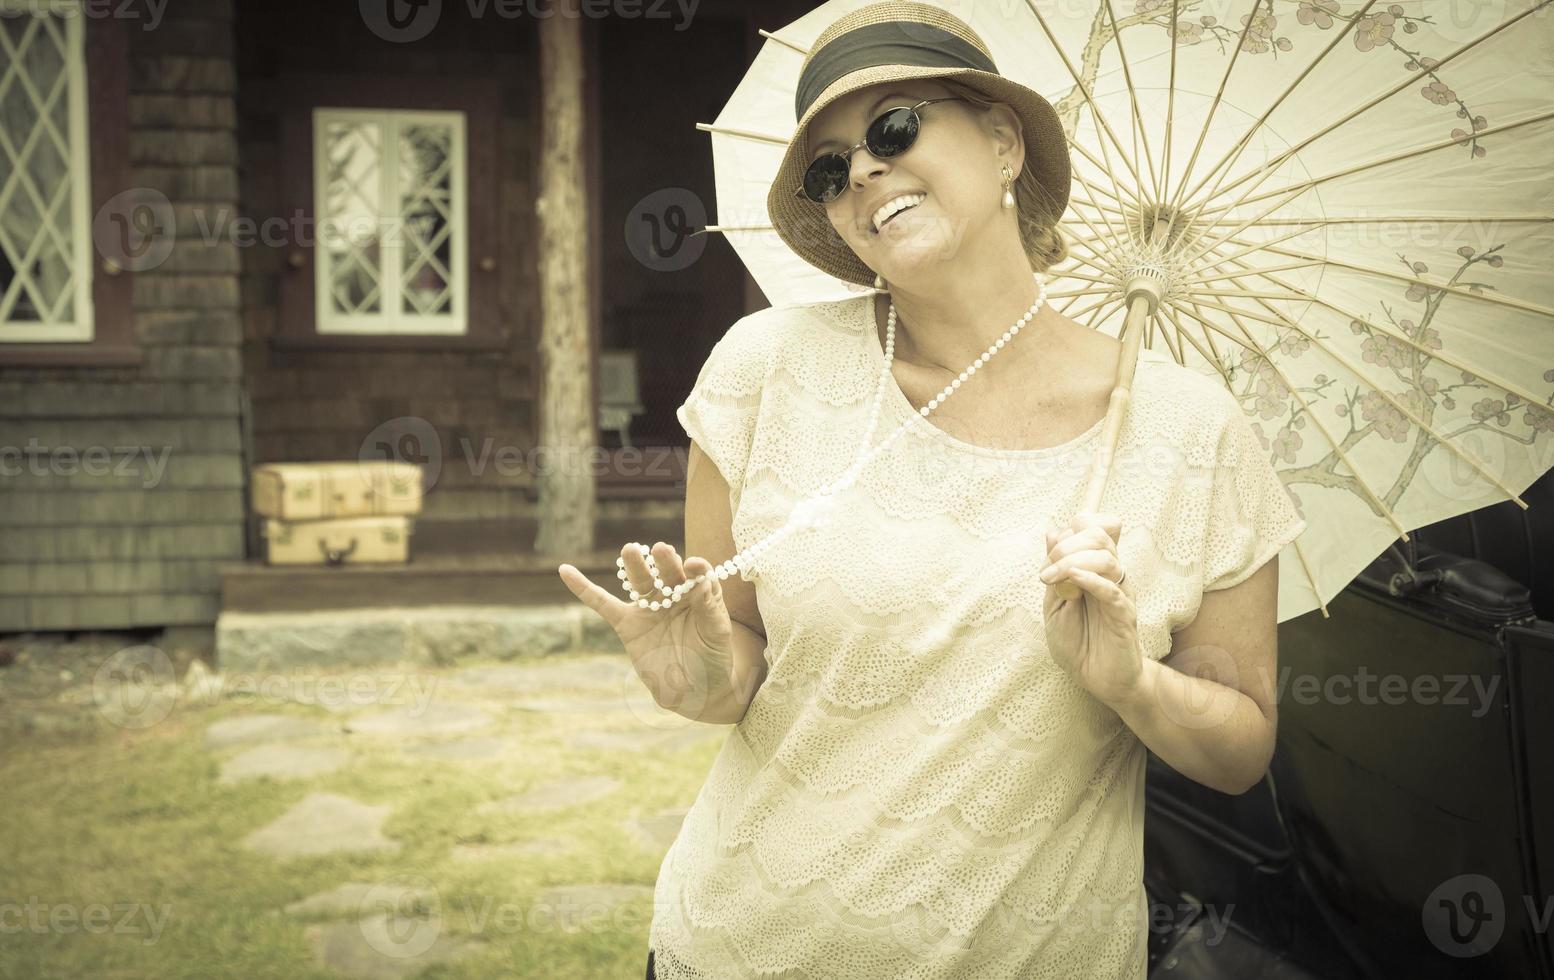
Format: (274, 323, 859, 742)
(870, 197, 924, 236)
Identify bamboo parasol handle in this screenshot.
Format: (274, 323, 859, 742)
(1052, 208, 1176, 601)
(1052, 294, 1149, 601)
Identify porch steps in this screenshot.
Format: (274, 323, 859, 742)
(216, 508, 700, 669)
(214, 603, 625, 673)
(218, 550, 640, 614)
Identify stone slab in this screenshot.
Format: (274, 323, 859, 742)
(304, 914, 481, 980)
(217, 605, 593, 671)
(242, 792, 399, 859)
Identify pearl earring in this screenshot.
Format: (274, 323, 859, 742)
(1001, 165, 1015, 210)
(873, 273, 884, 289)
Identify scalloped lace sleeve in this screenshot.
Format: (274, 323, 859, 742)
(675, 317, 770, 515)
(1201, 392, 1308, 592)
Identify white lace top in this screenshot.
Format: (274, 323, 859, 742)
(650, 293, 1307, 979)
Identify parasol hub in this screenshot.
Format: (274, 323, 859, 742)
(1118, 262, 1170, 318)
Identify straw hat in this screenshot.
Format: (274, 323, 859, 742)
(765, 1, 1072, 289)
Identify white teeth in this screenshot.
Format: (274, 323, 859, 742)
(871, 193, 925, 233)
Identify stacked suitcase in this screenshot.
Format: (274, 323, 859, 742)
(250, 461, 424, 565)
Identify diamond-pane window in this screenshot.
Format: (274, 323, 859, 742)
(314, 108, 467, 334)
(0, 2, 94, 342)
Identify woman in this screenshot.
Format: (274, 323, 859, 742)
(558, 3, 1306, 977)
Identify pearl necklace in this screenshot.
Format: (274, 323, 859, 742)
(618, 271, 1049, 611)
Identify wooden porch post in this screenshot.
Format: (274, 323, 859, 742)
(535, 0, 594, 557)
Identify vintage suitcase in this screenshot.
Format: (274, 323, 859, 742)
(252, 461, 423, 520)
(260, 515, 414, 566)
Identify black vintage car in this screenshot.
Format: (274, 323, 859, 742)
(1143, 467, 1554, 980)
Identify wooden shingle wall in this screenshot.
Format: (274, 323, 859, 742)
(0, 2, 244, 631)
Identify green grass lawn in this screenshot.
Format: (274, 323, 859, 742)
(0, 652, 724, 980)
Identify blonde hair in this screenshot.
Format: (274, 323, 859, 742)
(933, 78, 1069, 276)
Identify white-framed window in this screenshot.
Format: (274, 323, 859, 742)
(313, 107, 468, 335)
(0, 0, 95, 342)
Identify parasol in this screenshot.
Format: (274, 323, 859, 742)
(695, 0, 1554, 622)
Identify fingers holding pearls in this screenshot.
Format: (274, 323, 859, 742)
(618, 542, 657, 596)
(616, 541, 739, 612)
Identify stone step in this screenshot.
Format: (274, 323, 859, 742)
(215, 603, 624, 672)
(220, 541, 685, 614)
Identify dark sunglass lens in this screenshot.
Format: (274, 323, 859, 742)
(866, 107, 920, 157)
(802, 154, 849, 202)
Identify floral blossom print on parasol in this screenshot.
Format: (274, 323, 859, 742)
(695, 0, 1554, 623)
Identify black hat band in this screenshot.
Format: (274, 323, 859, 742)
(795, 21, 999, 121)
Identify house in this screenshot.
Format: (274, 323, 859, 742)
(0, 0, 813, 634)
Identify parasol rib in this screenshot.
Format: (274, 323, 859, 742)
(1063, 253, 1128, 288)
(1064, 232, 1129, 278)
(1067, 135, 1150, 213)
(1186, 260, 1323, 286)
(1160, 303, 1234, 381)
(1203, 263, 1543, 520)
(1163, 295, 1228, 373)
(1067, 291, 1122, 320)
(1047, 270, 1114, 286)
(693, 121, 787, 145)
(1098, 0, 1162, 202)
(1085, 100, 1153, 246)
(1086, 297, 1126, 330)
(1183, 0, 1552, 213)
(1163, 0, 1273, 218)
(1168, 296, 1412, 541)
(1177, 181, 1315, 269)
(689, 225, 774, 236)
(1066, 182, 1132, 267)
(1020, 0, 1151, 200)
(1168, 299, 1333, 617)
(1194, 109, 1554, 216)
(1213, 240, 1554, 320)
(1208, 215, 1554, 226)
(1172, 0, 1381, 214)
(1149, 309, 1184, 364)
(755, 28, 807, 55)
(1161, 0, 1177, 205)
(1173, 285, 1533, 508)
(1204, 255, 1554, 412)
(1073, 218, 1319, 276)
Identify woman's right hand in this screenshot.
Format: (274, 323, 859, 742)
(557, 542, 737, 718)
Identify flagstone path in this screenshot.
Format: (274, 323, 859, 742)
(189, 652, 727, 978)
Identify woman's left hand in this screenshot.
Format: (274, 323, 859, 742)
(1040, 510, 1143, 705)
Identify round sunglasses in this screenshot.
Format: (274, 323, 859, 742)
(794, 97, 967, 205)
